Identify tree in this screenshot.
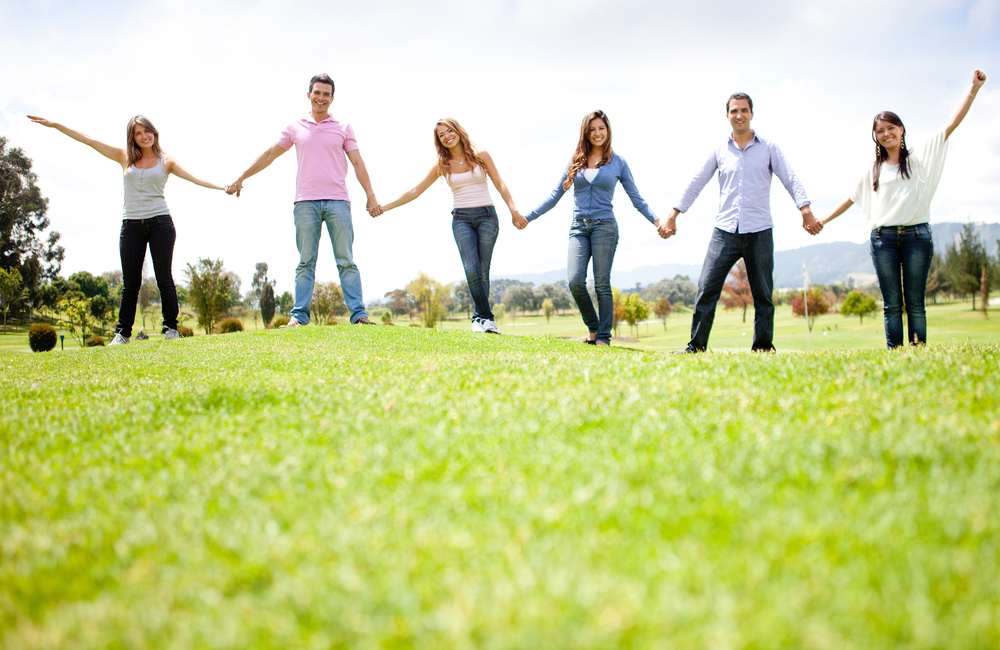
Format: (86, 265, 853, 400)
(250, 262, 269, 310)
(0, 266, 23, 330)
(924, 253, 949, 304)
(503, 284, 537, 318)
(612, 287, 624, 337)
(542, 298, 554, 323)
(384, 289, 412, 319)
(538, 282, 573, 313)
(67, 271, 110, 299)
(260, 282, 276, 325)
(621, 292, 650, 337)
(89, 295, 114, 334)
(279, 291, 293, 315)
(654, 296, 673, 330)
(944, 224, 987, 310)
(312, 281, 346, 324)
(840, 290, 878, 324)
(57, 297, 93, 346)
(1, 137, 65, 312)
(639, 275, 698, 306)
(185, 258, 234, 335)
(451, 281, 473, 317)
(720, 259, 753, 323)
(407, 272, 448, 328)
(790, 288, 831, 332)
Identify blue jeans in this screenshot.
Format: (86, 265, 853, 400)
(116, 215, 178, 338)
(452, 206, 499, 321)
(689, 227, 774, 352)
(568, 217, 618, 344)
(291, 200, 367, 324)
(870, 223, 933, 348)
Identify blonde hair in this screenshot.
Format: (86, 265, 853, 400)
(563, 110, 613, 190)
(125, 115, 163, 169)
(434, 118, 486, 180)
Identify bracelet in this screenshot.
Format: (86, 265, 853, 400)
(970, 92, 978, 98)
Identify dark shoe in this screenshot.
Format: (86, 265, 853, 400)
(673, 346, 703, 354)
(354, 316, 376, 325)
(585, 339, 597, 345)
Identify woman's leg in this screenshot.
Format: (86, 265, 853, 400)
(115, 219, 148, 339)
(900, 224, 934, 345)
(870, 228, 904, 348)
(452, 212, 492, 321)
(589, 219, 619, 344)
(567, 220, 599, 338)
(148, 215, 179, 332)
(475, 210, 500, 322)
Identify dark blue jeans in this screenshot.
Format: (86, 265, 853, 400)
(568, 217, 618, 344)
(870, 223, 933, 348)
(116, 215, 178, 338)
(452, 206, 499, 321)
(689, 227, 774, 352)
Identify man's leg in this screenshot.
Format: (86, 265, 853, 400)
(325, 200, 367, 323)
(743, 228, 775, 351)
(291, 201, 323, 325)
(688, 228, 743, 352)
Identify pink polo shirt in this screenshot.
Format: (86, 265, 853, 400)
(277, 115, 359, 202)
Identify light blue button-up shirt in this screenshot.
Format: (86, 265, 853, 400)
(674, 133, 809, 234)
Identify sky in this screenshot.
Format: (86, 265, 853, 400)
(1, 0, 998, 300)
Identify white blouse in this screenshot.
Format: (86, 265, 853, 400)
(851, 128, 949, 230)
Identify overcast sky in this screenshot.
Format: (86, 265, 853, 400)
(2, 0, 997, 299)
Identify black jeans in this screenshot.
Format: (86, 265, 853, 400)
(115, 215, 179, 338)
(688, 227, 775, 352)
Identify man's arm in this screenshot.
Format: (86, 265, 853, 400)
(658, 150, 719, 239)
(769, 143, 822, 235)
(227, 143, 286, 197)
(346, 149, 381, 217)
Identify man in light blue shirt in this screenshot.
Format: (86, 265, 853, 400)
(659, 92, 823, 353)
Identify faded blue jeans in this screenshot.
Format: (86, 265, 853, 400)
(689, 227, 775, 352)
(452, 206, 499, 321)
(568, 217, 618, 344)
(870, 223, 933, 348)
(291, 200, 367, 324)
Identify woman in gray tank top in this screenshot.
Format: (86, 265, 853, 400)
(29, 114, 227, 345)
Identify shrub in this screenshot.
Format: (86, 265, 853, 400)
(326, 319, 339, 326)
(381, 311, 393, 325)
(28, 323, 58, 352)
(85, 335, 106, 347)
(272, 316, 290, 329)
(217, 318, 244, 334)
(178, 326, 194, 338)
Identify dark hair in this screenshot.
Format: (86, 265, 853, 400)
(871, 111, 910, 192)
(563, 110, 613, 190)
(309, 73, 335, 94)
(125, 115, 163, 169)
(726, 92, 753, 113)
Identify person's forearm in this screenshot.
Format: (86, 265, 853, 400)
(238, 149, 278, 183)
(820, 198, 854, 225)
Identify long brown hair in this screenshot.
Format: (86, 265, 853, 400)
(125, 115, 163, 169)
(871, 111, 910, 192)
(563, 110, 613, 190)
(434, 118, 486, 180)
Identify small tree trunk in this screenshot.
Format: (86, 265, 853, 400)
(982, 267, 989, 317)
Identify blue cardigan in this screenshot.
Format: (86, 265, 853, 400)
(525, 153, 657, 224)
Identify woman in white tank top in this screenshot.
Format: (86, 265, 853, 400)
(29, 114, 227, 345)
(378, 118, 527, 333)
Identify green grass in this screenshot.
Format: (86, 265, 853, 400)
(2, 327, 999, 648)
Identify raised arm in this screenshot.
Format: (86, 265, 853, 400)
(227, 143, 286, 197)
(480, 151, 527, 228)
(164, 156, 225, 190)
(945, 69, 987, 139)
(819, 197, 855, 226)
(379, 164, 439, 214)
(346, 149, 381, 217)
(27, 116, 126, 167)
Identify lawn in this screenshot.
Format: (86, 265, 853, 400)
(2, 327, 998, 649)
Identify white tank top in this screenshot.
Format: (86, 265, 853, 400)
(445, 165, 493, 209)
(123, 157, 170, 220)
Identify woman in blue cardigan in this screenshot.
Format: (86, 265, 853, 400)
(521, 110, 664, 345)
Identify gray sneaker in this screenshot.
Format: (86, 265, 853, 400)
(482, 319, 501, 334)
(109, 333, 130, 346)
(164, 328, 180, 340)
(470, 318, 485, 332)
(280, 318, 304, 328)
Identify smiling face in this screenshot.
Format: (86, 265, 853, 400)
(307, 82, 334, 116)
(587, 118, 608, 149)
(132, 124, 156, 151)
(873, 119, 904, 151)
(727, 98, 753, 136)
(436, 124, 460, 150)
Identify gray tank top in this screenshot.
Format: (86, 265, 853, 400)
(122, 157, 170, 220)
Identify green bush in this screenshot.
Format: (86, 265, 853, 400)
(178, 326, 194, 338)
(28, 323, 58, 352)
(271, 316, 290, 329)
(85, 335, 106, 347)
(217, 318, 244, 334)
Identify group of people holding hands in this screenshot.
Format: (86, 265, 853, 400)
(29, 68, 987, 351)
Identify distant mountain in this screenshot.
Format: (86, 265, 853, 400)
(495, 222, 1000, 290)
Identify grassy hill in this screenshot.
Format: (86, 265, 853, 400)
(2, 328, 999, 648)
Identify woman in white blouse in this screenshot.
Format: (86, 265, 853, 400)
(819, 70, 986, 348)
(377, 118, 527, 334)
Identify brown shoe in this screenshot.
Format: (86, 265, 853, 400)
(354, 316, 376, 325)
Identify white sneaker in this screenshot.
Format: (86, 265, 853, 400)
(109, 333, 130, 346)
(280, 318, 304, 328)
(482, 319, 500, 334)
(164, 328, 180, 340)
(470, 318, 485, 332)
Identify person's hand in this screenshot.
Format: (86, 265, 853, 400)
(801, 207, 822, 235)
(368, 204, 384, 218)
(972, 69, 987, 90)
(512, 211, 528, 230)
(225, 180, 243, 197)
(27, 115, 56, 128)
(657, 216, 677, 239)
(366, 196, 382, 217)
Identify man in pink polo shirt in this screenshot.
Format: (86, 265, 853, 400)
(228, 73, 381, 326)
